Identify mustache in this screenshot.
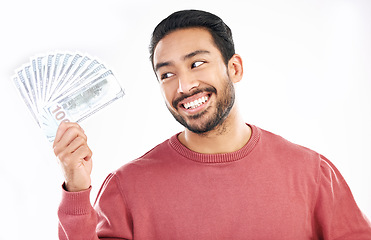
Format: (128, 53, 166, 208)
(172, 87, 217, 109)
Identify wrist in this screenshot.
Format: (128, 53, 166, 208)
(63, 181, 91, 192)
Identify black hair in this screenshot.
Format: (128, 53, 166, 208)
(149, 9, 235, 69)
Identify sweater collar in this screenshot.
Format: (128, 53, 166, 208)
(169, 124, 260, 163)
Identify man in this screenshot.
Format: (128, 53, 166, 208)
(55, 10, 371, 239)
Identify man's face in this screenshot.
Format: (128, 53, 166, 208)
(153, 27, 235, 134)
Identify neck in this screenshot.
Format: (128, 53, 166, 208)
(178, 107, 251, 154)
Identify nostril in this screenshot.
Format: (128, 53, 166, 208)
(177, 73, 200, 93)
(177, 83, 184, 94)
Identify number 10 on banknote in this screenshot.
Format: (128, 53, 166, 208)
(49, 104, 71, 124)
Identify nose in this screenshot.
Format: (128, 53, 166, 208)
(177, 72, 199, 94)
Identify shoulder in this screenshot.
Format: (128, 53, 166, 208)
(254, 126, 324, 175)
(114, 136, 175, 179)
(259, 127, 321, 158)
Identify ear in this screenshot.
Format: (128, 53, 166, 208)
(227, 54, 243, 83)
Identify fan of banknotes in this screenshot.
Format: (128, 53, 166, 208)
(12, 52, 125, 142)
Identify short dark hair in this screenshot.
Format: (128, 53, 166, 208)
(149, 9, 235, 69)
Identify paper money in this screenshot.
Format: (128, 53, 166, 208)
(13, 51, 125, 141)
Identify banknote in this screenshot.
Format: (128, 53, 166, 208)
(13, 52, 125, 141)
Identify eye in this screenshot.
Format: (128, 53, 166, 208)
(160, 72, 174, 81)
(191, 61, 205, 69)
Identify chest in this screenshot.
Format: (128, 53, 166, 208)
(127, 165, 315, 239)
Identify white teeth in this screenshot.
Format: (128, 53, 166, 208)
(183, 96, 209, 110)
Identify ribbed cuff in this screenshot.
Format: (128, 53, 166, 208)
(59, 183, 92, 215)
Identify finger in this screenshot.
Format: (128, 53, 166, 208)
(66, 136, 88, 156)
(54, 122, 83, 147)
(56, 124, 87, 149)
(72, 145, 93, 162)
(56, 141, 91, 168)
(53, 126, 87, 157)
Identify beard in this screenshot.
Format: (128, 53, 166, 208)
(167, 76, 235, 134)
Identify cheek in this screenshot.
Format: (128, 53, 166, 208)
(197, 65, 227, 85)
(160, 84, 176, 106)
(196, 70, 210, 80)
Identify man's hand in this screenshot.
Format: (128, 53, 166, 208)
(53, 122, 93, 192)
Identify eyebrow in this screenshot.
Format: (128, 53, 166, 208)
(183, 50, 210, 60)
(155, 50, 211, 72)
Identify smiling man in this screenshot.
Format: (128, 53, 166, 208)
(55, 10, 371, 239)
(153, 27, 250, 154)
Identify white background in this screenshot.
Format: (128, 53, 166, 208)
(0, 0, 370, 238)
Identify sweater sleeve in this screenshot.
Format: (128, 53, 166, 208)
(313, 155, 371, 240)
(58, 185, 99, 240)
(58, 173, 133, 240)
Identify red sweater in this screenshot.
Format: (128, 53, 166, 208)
(58, 125, 371, 239)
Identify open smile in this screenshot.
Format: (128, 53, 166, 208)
(183, 95, 209, 109)
(172, 87, 216, 113)
(176, 92, 212, 115)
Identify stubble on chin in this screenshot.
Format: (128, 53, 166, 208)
(168, 77, 235, 135)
